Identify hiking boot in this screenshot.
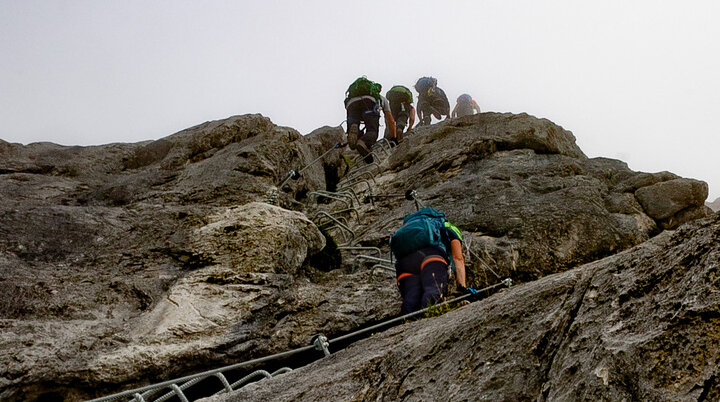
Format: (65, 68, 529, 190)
(347, 124, 359, 150)
(356, 138, 370, 157)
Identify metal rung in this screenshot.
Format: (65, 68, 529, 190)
(337, 246, 382, 256)
(215, 372, 233, 392)
(313, 211, 355, 245)
(374, 138, 392, 156)
(348, 160, 382, 176)
(307, 191, 351, 209)
(313, 211, 350, 228)
(351, 150, 385, 167)
(337, 179, 373, 197)
(170, 384, 189, 402)
(339, 171, 376, 187)
(227, 370, 272, 391)
(309, 190, 360, 207)
(356, 255, 392, 264)
(326, 225, 353, 246)
(272, 368, 293, 376)
(327, 207, 361, 223)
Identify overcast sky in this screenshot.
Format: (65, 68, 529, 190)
(1, 1, 718, 200)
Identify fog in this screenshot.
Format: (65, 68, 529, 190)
(1, 1, 718, 200)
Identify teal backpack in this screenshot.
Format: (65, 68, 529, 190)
(390, 207, 453, 260)
(346, 76, 382, 101)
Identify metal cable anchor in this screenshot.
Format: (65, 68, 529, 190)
(405, 189, 425, 210)
(312, 334, 331, 356)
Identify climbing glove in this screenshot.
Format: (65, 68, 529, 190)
(465, 287, 482, 301)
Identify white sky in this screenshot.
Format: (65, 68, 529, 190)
(1, 0, 718, 200)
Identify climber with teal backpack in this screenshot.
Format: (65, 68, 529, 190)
(390, 206, 473, 314)
(344, 76, 396, 161)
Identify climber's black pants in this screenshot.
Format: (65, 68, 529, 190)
(396, 254, 448, 314)
(346, 98, 380, 147)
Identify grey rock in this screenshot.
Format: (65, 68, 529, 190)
(635, 178, 708, 228)
(0, 112, 712, 400)
(203, 214, 720, 402)
(0, 114, 386, 400)
(706, 196, 720, 212)
(350, 113, 704, 285)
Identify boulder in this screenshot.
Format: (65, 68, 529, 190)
(635, 178, 708, 229)
(190, 202, 325, 274)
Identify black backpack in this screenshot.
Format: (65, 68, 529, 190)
(414, 76, 437, 94)
(431, 87, 451, 115)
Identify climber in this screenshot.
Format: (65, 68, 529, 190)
(414, 76, 450, 126)
(385, 85, 416, 144)
(390, 207, 471, 314)
(452, 94, 482, 118)
(344, 76, 396, 159)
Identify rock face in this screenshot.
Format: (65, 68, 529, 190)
(353, 114, 706, 285)
(204, 213, 720, 402)
(707, 196, 720, 212)
(0, 112, 711, 400)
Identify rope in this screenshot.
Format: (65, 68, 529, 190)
(464, 236, 502, 280)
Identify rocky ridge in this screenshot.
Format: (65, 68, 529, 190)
(0, 112, 712, 400)
(205, 212, 720, 401)
(707, 196, 720, 212)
